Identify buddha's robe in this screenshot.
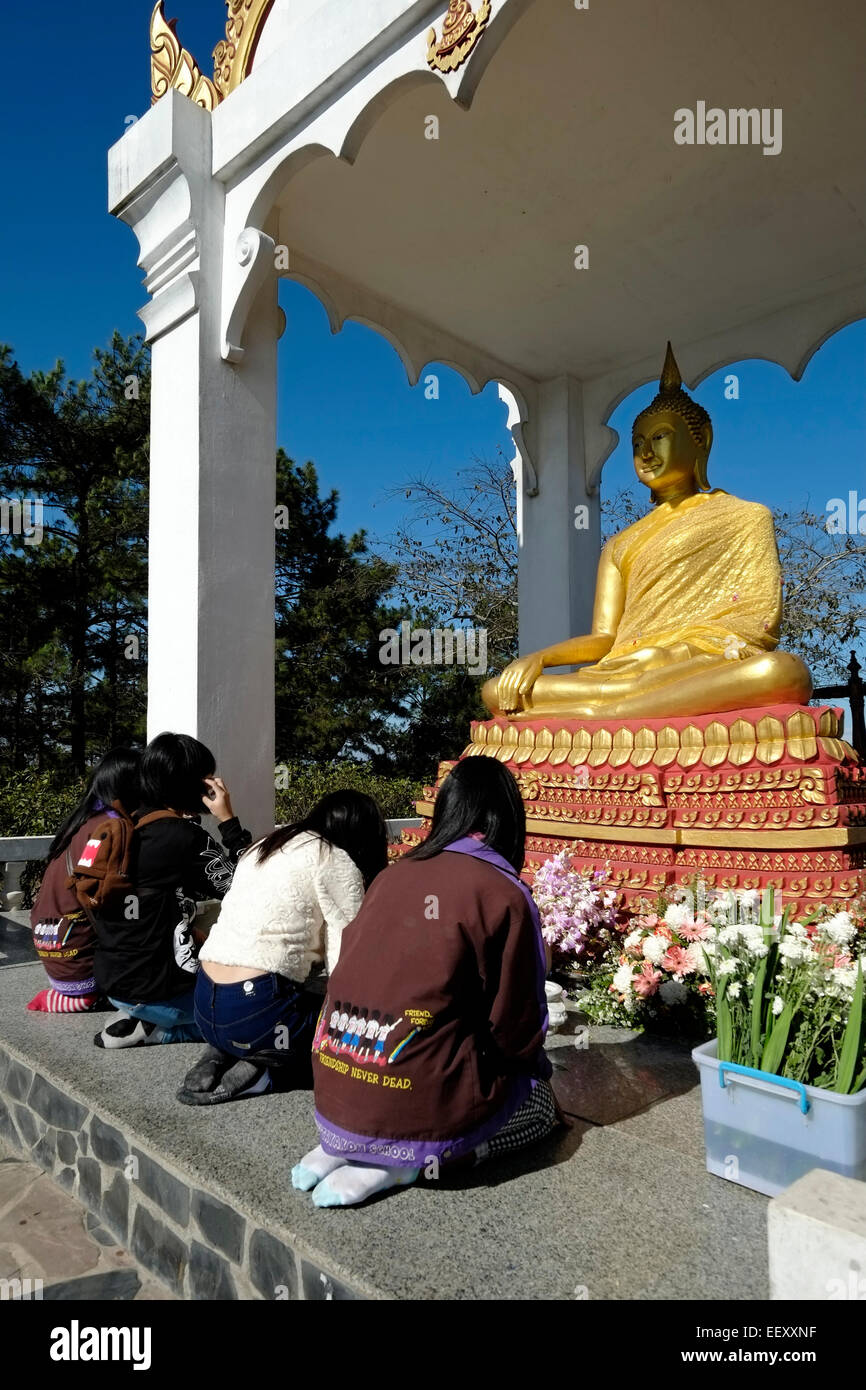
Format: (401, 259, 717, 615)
(587, 489, 781, 681)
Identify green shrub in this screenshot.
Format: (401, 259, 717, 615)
(0, 770, 88, 838)
(0, 762, 422, 907)
(0, 763, 422, 838)
(0, 771, 88, 908)
(275, 761, 422, 824)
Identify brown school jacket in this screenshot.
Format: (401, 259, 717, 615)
(30, 815, 110, 989)
(312, 844, 550, 1165)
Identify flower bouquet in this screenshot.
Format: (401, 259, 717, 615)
(706, 893, 866, 1092)
(692, 890, 866, 1195)
(564, 878, 718, 1031)
(532, 848, 618, 978)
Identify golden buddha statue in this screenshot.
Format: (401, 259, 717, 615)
(483, 343, 812, 721)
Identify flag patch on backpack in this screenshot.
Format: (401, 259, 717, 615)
(77, 839, 103, 871)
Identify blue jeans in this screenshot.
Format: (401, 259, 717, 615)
(194, 970, 319, 1069)
(109, 988, 202, 1043)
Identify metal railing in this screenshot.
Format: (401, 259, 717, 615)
(812, 650, 866, 760)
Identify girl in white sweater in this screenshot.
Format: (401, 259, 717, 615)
(177, 791, 387, 1105)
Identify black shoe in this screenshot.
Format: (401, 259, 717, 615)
(94, 1016, 157, 1049)
(177, 1060, 270, 1106)
(178, 1045, 232, 1096)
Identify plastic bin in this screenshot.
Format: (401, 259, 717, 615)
(691, 1038, 866, 1197)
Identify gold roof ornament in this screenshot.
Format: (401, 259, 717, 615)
(213, 0, 276, 100)
(150, 0, 276, 109)
(151, 2, 220, 110)
(427, 0, 491, 74)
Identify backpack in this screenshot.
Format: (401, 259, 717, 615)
(67, 804, 182, 920)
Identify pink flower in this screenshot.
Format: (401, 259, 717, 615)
(661, 944, 696, 978)
(637, 913, 660, 930)
(633, 962, 662, 997)
(679, 920, 712, 941)
(698, 981, 715, 996)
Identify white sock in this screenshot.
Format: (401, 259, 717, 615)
(291, 1145, 349, 1191)
(311, 1162, 420, 1208)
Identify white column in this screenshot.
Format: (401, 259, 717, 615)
(517, 376, 600, 658)
(110, 92, 279, 837)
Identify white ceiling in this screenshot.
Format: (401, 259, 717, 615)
(273, 0, 866, 383)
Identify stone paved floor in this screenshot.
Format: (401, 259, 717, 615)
(0, 909, 37, 968)
(0, 1143, 174, 1300)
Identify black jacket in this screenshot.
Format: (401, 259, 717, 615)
(93, 811, 251, 1003)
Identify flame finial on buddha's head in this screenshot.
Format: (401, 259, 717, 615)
(633, 341, 712, 448)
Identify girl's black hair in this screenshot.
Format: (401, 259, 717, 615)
(140, 732, 216, 816)
(254, 789, 388, 890)
(47, 747, 142, 863)
(404, 757, 526, 872)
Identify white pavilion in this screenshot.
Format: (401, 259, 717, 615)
(109, 0, 866, 831)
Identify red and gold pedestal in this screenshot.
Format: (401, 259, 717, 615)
(402, 706, 866, 915)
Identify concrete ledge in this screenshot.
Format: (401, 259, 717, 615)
(0, 963, 770, 1300)
(0, 837, 52, 861)
(769, 1168, 866, 1300)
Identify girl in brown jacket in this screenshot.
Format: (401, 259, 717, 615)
(292, 757, 559, 1207)
(28, 748, 141, 1013)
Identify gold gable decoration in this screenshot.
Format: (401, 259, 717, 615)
(213, 0, 276, 100)
(427, 1, 492, 74)
(151, 2, 220, 110)
(150, 0, 276, 110)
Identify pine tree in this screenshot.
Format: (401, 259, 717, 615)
(274, 450, 409, 764)
(0, 334, 150, 773)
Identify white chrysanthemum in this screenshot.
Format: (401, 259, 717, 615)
(772, 996, 785, 1016)
(703, 937, 718, 958)
(822, 912, 856, 946)
(687, 943, 709, 976)
(778, 939, 806, 963)
(740, 929, 768, 956)
(642, 935, 668, 965)
(623, 930, 643, 952)
(727, 980, 742, 999)
(832, 967, 857, 994)
(738, 888, 761, 910)
(717, 958, 738, 977)
(664, 904, 692, 930)
(787, 922, 808, 939)
(612, 963, 634, 994)
(659, 978, 688, 1005)
(718, 925, 742, 947)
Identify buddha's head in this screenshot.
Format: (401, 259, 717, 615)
(632, 343, 713, 503)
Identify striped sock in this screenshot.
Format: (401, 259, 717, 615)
(27, 988, 99, 1014)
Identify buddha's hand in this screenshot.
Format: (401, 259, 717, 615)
(497, 653, 545, 713)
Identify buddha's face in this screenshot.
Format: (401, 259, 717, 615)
(632, 409, 701, 499)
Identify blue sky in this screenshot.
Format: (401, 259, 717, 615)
(2, 1, 864, 556)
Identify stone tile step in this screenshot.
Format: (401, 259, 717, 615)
(0, 963, 768, 1300)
